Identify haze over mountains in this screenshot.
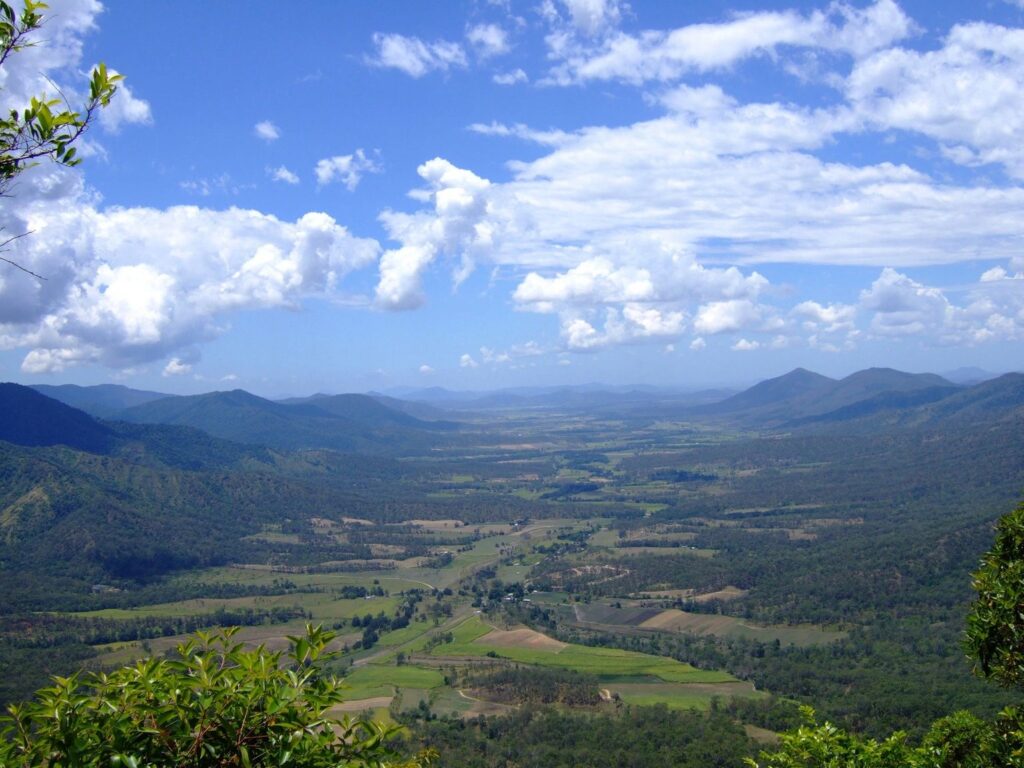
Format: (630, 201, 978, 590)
(1, 365, 1022, 621)
(9, 365, 1022, 454)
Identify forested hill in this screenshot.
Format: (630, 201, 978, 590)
(31, 383, 170, 418)
(688, 366, 1024, 430)
(117, 389, 457, 453)
(0, 383, 116, 453)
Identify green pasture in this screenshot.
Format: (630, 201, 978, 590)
(431, 617, 735, 684)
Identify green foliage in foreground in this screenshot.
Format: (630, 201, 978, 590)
(0, 625, 431, 768)
(747, 706, 1024, 768)
(967, 499, 1024, 690)
(750, 499, 1024, 767)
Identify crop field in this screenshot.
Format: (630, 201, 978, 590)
(429, 617, 735, 684)
(341, 665, 445, 700)
(72, 594, 401, 621)
(636, 609, 845, 646)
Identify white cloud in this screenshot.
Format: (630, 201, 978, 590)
(559, 304, 686, 349)
(0, 1, 151, 143)
(859, 267, 950, 338)
(477, 340, 546, 364)
(98, 79, 152, 132)
(370, 33, 467, 77)
(0, 169, 381, 371)
(689, 337, 706, 351)
(545, 0, 911, 85)
(468, 121, 570, 146)
(254, 121, 280, 142)
(162, 357, 192, 376)
(493, 68, 528, 85)
(269, 165, 300, 185)
(731, 338, 760, 351)
(846, 22, 1024, 178)
(694, 300, 773, 336)
(375, 158, 492, 310)
(459, 353, 479, 368)
(419, 363, 434, 375)
(858, 267, 1024, 344)
(314, 150, 380, 190)
(467, 23, 510, 58)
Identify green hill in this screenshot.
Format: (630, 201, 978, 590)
(118, 389, 451, 453)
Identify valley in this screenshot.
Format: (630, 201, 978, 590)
(2, 367, 1023, 750)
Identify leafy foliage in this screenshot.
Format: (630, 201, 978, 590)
(966, 499, 1024, 689)
(0, 625, 431, 768)
(0, 0, 120, 196)
(749, 498, 1024, 767)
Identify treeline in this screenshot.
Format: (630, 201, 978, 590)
(555, 619, 1016, 738)
(461, 666, 601, 706)
(0, 606, 305, 708)
(398, 706, 758, 768)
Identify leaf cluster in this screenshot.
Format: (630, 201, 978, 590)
(0, 624, 430, 768)
(0, 1, 120, 195)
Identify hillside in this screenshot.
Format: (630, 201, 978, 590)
(0, 383, 115, 453)
(31, 383, 171, 418)
(699, 368, 835, 416)
(118, 389, 450, 453)
(789, 373, 1024, 432)
(696, 367, 959, 427)
(282, 392, 457, 429)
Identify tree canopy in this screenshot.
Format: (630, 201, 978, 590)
(750, 499, 1024, 768)
(0, 625, 431, 768)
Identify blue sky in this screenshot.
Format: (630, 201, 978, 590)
(1, 0, 1023, 395)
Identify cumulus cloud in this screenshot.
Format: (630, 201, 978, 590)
(370, 33, 467, 77)
(315, 150, 381, 191)
(467, 23, 511, 58)
(858, 267, 1024, 344)
(254, 120, 280, 142)
(731, 338, 760, 351)
(419, 363, 434, 374)
(690, 337, 706, 351)
(269, 165, 300, 185)
(459, 353, 479, 368)
(98, 80, 152, 132)
(375, 158, 492, 310)
(0, 167, 380, 371)
(162, 357, 192, 376)
(847, 22, 1024, 178)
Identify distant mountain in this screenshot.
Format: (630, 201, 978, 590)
(281, 392, 456, 428)
(915, 372, 1024, 425)
(31, 383, 172, 418)
(797, 368, 954, 416)
(696, 367, 959, 427)
(118, 389, 452, 453)
(699, 368, 836, 415)
(0, 383, 115, 452)
(941, 367, 1001, 385)
(787, 373, 1024, 433)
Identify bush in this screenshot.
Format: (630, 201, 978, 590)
(0, 625, 432, 768)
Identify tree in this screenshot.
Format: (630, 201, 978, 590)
(0, 0, 120, 276)
(749, 499, 1024, 768)
(0, 625, 433, 768)
(966, 499, 1024, 689)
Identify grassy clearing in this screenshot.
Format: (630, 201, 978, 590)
(341, 665, 444, 700)
(72, 594, 400, 621)
(431, 617, 734, 684)
(638, 609, 845, 646)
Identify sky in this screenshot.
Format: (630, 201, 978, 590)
(1, 0, 1023, 396)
